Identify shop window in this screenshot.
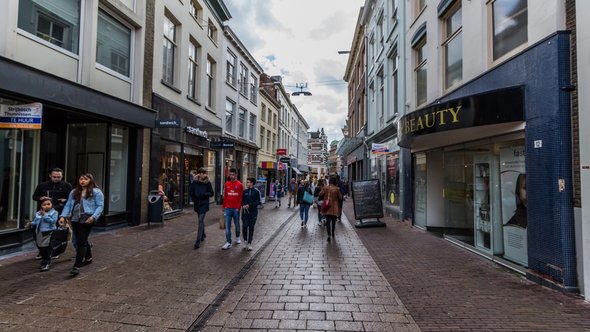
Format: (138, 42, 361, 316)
(66, 123, 107, 190)
(188, 37, 200, 100)
(108, 125, 128, 213)
(443, 5, 462, 89)
(96, 9, 131, 77)
(162, 14, 177, 85)
(159, 141, 181, 212)
(18, 0, 80, 54)
(491, 0, 527, 61)
(182, 145, 203, 206)
(413, 153, 427, 227)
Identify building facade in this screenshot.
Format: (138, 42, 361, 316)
(146, 0, 229, 213)
(220, 26, 262, 185)
(0, 0, 155, 250)
(308, 129, 329, 180)
(400, 0, 577, 293)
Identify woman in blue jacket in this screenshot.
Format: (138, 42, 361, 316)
(59, 173, 104, 276)
(189, 168, 214, 249)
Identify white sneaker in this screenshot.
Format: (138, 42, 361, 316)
(236, 238, 241, 244)
(222, 242, 232, 250)
(247, 245, 253, 251)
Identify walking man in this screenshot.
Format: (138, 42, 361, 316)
(189, 168, 214, 249)
(287, 178, 298, 208)
(222, 168, 243, 250)
(241, 178, 261, 251)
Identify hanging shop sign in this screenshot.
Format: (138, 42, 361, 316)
(0, 102, 42, 129)
(185, 126, 208, 139)
(277, 148, 287, 155)
(371, 143, 392, 155)
(210, 140, 235, 149)
(398, 86, 524, 148)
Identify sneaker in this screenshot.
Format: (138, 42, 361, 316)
(70, 267, 80, 276)
(222, 242, 232, 250)
(247, 245, 253, 251)
(51, 255, 59, 260)
(40, 263, 49, 272)
(327, 236, 331, 242)
(301, 221, 304, 227)
(83, 258, 93, 265)
(194, 244, 200, 249)
(236, 238, 241, 244)
(35, 254, 42, 260)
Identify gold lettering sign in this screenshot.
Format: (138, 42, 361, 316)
(400, 106, 462, 135)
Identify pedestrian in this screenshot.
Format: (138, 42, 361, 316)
(222, 168, 243, 250)
(26, 198, 58, 272)
(32, 167, 72, 259)
(296, 180, 313, 228)
(287, 178, 298, 208)
(241, 177, 261, 251)
(314, 179, 326, 225)
(273, 179, 282, 208)
(319, 176, 343, 242)
(189, 167, 214, 249)
(58, 173, 104, 276)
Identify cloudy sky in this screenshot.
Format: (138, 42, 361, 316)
(224, 0, 364, 143)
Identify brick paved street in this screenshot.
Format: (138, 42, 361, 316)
(1, 199, 590, 331)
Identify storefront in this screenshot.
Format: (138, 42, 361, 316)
(219, 137, 258, 185)
(151, 94, 220, 215)
(369, 139, 400, 217)
(257, 161, 287, 201)
(0, 57, 155, 250)
(399, 32, 577, 292)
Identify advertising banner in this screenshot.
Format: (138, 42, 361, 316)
(0, 103, 42, 129)
(500, 146, 527, 266)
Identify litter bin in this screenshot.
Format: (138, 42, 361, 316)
(147, 190, 164, 224)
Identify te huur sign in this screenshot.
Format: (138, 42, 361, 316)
(398, 87, 524, 148)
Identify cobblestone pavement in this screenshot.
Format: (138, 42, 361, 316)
(341, 200, 590, 331)
(2, 198, 590, 331)
(199, 206, 418, 332)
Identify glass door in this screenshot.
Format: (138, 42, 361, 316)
(413, 153, 427, 228)
(474, 160, 492, 252)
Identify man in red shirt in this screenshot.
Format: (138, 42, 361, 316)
(222, 168, 243, 249)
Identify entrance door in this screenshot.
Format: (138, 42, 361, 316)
(66, 123, 107, 189)
(473, 154, 501, 254)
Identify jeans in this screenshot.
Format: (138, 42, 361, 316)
(299, 204, 310, 224)
(241, 212, 257, 244)
(288, 193, 296, 207)
(275, 193, 281, 207)
(224, 208, 240, 243)
(195, 212, 206, 246)
(325, 215, 337, 237)
(71, 222, 93, 268)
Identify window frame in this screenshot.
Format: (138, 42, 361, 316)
(187, 37, 200, 100)
(225, 99, 236, 134)
(206, 57, 215, 108)
(238, 107, 247, 138)
(490, 0, 528, 63)
(414, 38, 427, 106)
(189, 0, 203, 28)
(96, 8, 132, 78)
(249, 113, 256, 142)
(239, 63, 249, 97)
(442, 4, 463, 90)
(162, 14, 177, 86)
(226, 50, 237, 86)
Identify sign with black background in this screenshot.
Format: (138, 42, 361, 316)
(351, 179, 384, 220)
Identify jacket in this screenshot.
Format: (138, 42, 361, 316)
(318, 184, 343, 217)
(223, 180, 243, 209)
(60, 188, 105, 222)
(189, 178, 214, 214)
(31, 208, 58, 232)
(288, 180, 298, 194)
(296, 185, 312, 205)
(32, 180, 73, 212)
(241, 187, 261, 218)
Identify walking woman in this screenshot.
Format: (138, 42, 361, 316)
(189, 168, 214, 249)
(318, 176, 343, 242)
(314, 179, 326, 225)
(58, 173, 104, 276)
(296, 180, 313, 227)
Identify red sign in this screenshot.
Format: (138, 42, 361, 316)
(277, 148, 287, 155)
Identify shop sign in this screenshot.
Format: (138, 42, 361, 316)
(155, 119, 180, 128)
(185, 126, 208, 139)
(398, 87, 524, 148)
(0, 102, 42, 129)
(277, 148, 287, 155)
(371, 143, 391, 154)
(210, 140, 235, 149)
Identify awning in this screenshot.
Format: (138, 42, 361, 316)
(298, 165, 310, 173)
(291, 166, 302, 175)
(258, 161, 287, 170)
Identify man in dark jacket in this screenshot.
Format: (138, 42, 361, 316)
(241, 177, 261, 251)
(189, 168, 214, 249)
(32, 168, 72, 259)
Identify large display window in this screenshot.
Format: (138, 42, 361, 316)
(160, 141, 181, 212)
(442, 139, 527, 266)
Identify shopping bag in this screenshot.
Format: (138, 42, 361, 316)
(50, 227, 69, 256)
(320, 197, 331, 214)
(219, 216, 226, 229)
(303, 191, 314, 204)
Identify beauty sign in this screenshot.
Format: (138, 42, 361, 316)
(0, 102, 42, 129)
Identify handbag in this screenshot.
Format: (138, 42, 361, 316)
(36, 230, 52, 248)
(303, 191, 313, 204)
(320, 196, 331, 214)
(219, 216, 226, 229)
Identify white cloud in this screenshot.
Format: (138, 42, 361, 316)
(224, 0, 364, 142)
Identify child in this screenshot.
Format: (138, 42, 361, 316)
(28, 198, 58, 271)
